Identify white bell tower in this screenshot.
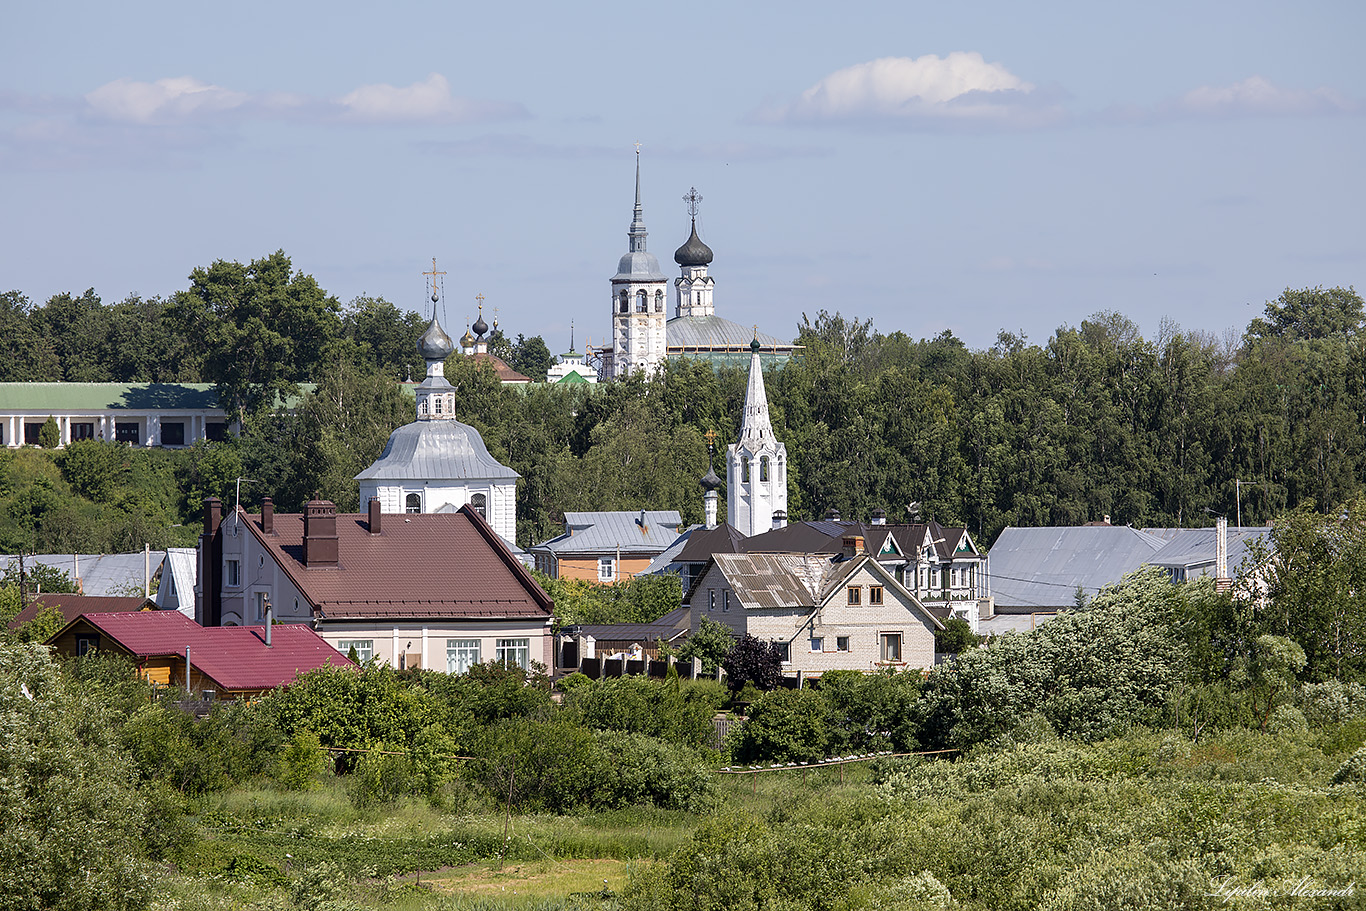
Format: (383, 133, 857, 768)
(609, 146, 668, 378)
(727, 338, 787, 536)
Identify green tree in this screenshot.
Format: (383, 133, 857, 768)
(170, 250, 342, 424)
(57, 440, 127, 503)
(0, 641, 153, 910)
(1246, 285, 1364, 343)
(37, 416, 59, 449)
(677, 615, 735, 676)
(509, 334, 554, 381)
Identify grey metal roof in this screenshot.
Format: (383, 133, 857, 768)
(572, 606, 692, 643)
(1146, 527, 1269, 573)
(986, 526, 1167, 611)
(536, 510, 685, 555)
(713, 553, 821, 609)
(613, 252, 666, 281)
(156, 547, 198, 618)
(354, 419, 520, 482)
(666, 316, 791, 350)
(643, 525, 702, 574)
(2, 552, 164, 597)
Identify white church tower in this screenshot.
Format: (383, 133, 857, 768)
(609, 148, 668, 378)
(356, 261, 520, 545)
(674, 187, 715, 318)
(727, 338, 787, 536)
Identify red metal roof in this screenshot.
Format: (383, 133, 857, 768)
(57, 611, 352, 691)
(242, 505, 553, 621)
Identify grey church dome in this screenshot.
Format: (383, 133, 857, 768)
(418, 316, 454, 360)
(700, 464, 722, 491)
(355, 420, 520, 482)
(674, 220, 713, 267)
(614, 251, 666, 281)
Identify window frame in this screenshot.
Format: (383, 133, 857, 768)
(810, 636, 824, 653)
(446, 639, 481, 674)
(869, 585, 884, 605)
(836, 636, 850, 652)
(880, 632, 903, 663)
(338, 639, 374, 663)
(225, 559, 241, 588)
(495, 638, 531, 671)
(847, 585, 861, 606)
(598, 556, 616, 582)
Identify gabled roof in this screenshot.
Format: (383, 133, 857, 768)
(1145, 526, 1270, 572)
(157, 547, 198, 616)
(535, 510, 685, 556)
(642, 524, 705, 574)
(49, 610, 350, 691)
(735, 520, 981, 563)
(9, 594, 151, 629)
(240, 505, 553, 621)
(2, 552, 165, 597)
(570, 605, 692, 644)
(986, 525, 1168, 611)
(470, 352, 531, 383)
(672, 523, 748, 564)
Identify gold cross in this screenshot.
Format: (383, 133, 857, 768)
(475, 293, 485, 312)
(422, 258, 445, 289)
(704, 429, 719, 446)
(634, 140, 641, 154)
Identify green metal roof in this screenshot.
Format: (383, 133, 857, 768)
(0, 383, 222, 411)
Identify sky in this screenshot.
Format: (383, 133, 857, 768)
(2, 1, 1363, 354)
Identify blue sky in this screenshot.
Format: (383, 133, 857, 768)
(2, 1, 1362, 352)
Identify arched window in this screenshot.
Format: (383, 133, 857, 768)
(405, 493, 421, 514)
(760, 456, 770, 482)
(742, 458, 750, 483)
(636, 290, 647, 313)
(654, 290, 664, 312)
(619, 292, 628, 314)
(471, 493, 487, 519)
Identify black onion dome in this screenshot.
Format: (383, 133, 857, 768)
(674, 219, 713, 266)
(418, 316, 455, 360)
(700, 465, 722, 491)
(472, 313, 489, 337)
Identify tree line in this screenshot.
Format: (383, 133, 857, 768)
(3, 251, 1363, 550)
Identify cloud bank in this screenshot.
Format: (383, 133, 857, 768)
(754, 53, 1063, 129)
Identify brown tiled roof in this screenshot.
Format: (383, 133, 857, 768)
(472, 353, 531, 383)
(9, 594, 152, 629)
(241, 504, 553, 621)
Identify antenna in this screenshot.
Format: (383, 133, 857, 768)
(232, 478, 260, 524)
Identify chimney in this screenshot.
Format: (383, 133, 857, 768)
(1215, 515, 1229, 581)
(638, 509, 648, 534)
(261, 496, 274, 534)
(1103, 514, 1111, 525)
(841, 535, 864, 559)
(368, 497, 382, 534)
(771, 510, 786, 531)
(303, 499, 339, 568)
(871, 508, 887, 526)
(204, 497, 222, 536)
(264, 599, 273, 647)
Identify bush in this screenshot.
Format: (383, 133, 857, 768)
(38, 416, 59, 449)
(732, 688, 830, 763)
(723, 634, 783, 694)
(1298, 680, 1366, 729)
(276, 730, 329, 791)
(595, 731, 717, 812)
(348, 749, 415, 809)
(563, 674, 721, 748)
(819, 668, 922, 753)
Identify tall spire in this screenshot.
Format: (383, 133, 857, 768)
(629, 143, 648, 253)
(737, 337, 773, 445)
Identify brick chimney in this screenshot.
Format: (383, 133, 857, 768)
(204, 497, 222, 536)
(841, 535, 865, 559)
(303, 499, 339, 568)
(261, 496, 274, 534)
(201, 497, 223, 626)
(368, 497, 382, 534)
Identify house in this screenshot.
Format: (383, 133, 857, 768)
(156, 547, 198, 617)
(1145, 520, 1270, 585)
(1, 550, 164, 597)
(554, 604, 692, 674)
(196, 496, 554, 673)
(8, 594, 152, 630)
(530, 510, 686, 582)
(45, 609, 350, 698)
(0, 382, 228, 448)
(687, 534, 943, 677)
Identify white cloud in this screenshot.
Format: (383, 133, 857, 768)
(85, 77, 249, 123)
(338, 73, 526, 123)
(755, 53, 1060, 128)
(1175, 76, 1355, 117)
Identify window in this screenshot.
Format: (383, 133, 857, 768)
(654, 290, 664, 312)
(773, 641, 791, 662)
(23, 423, 42, 445)
(71, 422, 95, 441)
(419, 400, 428, 416)
(225, 560, 240, 587)
(760, 456, 770, 482)
(496, 638, 530, 670)
(447, 639, 481, 674)
(206, 422, 227, 442)
(636, 290, 647, 313)
(253, 591, 268, 622)
(722, 591, 731, 612)
(619, 292, 628, 314)
(847, 586, 861, 605)
(471, 493, 487, 519)
(76, 635, 100, 656)
(161, 422, 185, 446)
(598, 557, 616, 582)
(115, 421, 139, 443)
(405, 493, 421, 513)
(339, 639, 374, 663)
(810, 637, 824, 652)
(708, 589, 716, 611)
(869, 585, 884, 605)
(742, 459, 750, 482)
(880, 633, 902, 663)
(836, 636, 850, 652)
(433, 398, 442, 415)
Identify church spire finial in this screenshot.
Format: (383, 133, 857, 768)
(629, 144, 648, 253)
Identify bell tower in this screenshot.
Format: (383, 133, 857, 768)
(609, 145, 668, 378)
(727, 337, 787, 536)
